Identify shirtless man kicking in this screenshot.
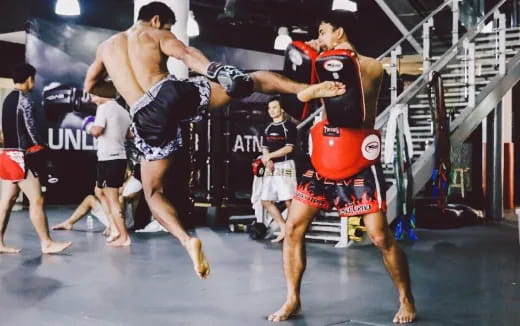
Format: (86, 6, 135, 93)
(268, 11, 416, 324)
(84, 2, 344, 280)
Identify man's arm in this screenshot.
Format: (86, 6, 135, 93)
(19, 94, 44, 145)
(84, 46, 109, 94)
(90, 105, 106, 138)
(262, 145, 294, 162)
(90, 126, 104, 138)
(159, 32, 210, 75)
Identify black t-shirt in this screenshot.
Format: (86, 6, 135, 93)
(1, 90, 41, 149)
(262, 119, 296, 163)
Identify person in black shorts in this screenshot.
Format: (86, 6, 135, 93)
(84, 95, 132, 247)
(84, 2, 346, 279)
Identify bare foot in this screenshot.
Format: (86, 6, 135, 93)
(297, 81, 346, 102)
(271, 229, 285, 243)
(268, 301, 301, 322)
(185, 238, 210, 279)
(393, 301, 416, 324)
(51, 222, 73, 230)
(0, 244, 22, 254)
(107, 236, 131, 247)
(106, 232, 120, 243)
(41, 241, 72, 254)
(103, 227, 111, 236)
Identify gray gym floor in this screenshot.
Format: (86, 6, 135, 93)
(0, 206, 519, 326)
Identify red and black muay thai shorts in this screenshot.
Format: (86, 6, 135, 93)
(294, 164, 387, 217)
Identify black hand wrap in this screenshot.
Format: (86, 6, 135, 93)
(206, 62, 254, 98)
(43, 83, 96, 122)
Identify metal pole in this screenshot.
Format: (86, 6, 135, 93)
(463, 40, 476, 108)
(490, 101, 503, 220)
(498, 13, 506, 76)
(452, 0, 460, 45)
(422, 18, 434, 73)
(390, 45, 402, 103)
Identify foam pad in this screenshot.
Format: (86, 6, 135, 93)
(281, 41, 318, 120)
(315, 49, 365, 128)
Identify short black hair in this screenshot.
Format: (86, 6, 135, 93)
(137, 2, 176, 26)
(267, 96, 281, 106)
(319, 10, 357, 41)
(12, 63, 36, 84)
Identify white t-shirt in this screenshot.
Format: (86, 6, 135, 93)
(93, 100, 131, 161)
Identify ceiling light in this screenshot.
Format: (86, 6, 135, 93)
(274, 26, 292, 51)
(55, 0, 81, 16)
(332, 0, 358, 12)
(187, 11, 200, 37)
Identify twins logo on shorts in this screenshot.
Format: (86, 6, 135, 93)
(361, 134, 381, 161)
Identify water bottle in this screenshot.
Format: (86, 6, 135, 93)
(86, 215, 94, 231)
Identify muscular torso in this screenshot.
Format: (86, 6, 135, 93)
(99, 25, 170, 107)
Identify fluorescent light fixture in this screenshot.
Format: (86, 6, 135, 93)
(55, 0, 81, 16)
(187, 11, 200, 37)
(274, 26, 292, 50)
(332, 0, 358, 12)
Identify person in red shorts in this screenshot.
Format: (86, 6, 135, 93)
(268, 11, 416, 324)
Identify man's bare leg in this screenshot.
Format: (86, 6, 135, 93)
(250, 71, 309, 94)
(269, 200, 319, 322)
(0, 180, 22, 253)
(261, 200, 286, 243)
(18, 172, 72, 254)
(141, 158, 210, 279)
(105, 187, 131, 247)
(207, 76, 345, 113)
(52, 195, 98, 230)
(363, 211, 416, 324)
(95, 186, 119, 242)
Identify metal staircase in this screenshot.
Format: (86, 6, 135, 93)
(304, 0, 520, 246)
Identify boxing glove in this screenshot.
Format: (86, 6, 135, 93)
(315, 49, 365, 128)
(281, 41, 319, 121)
(43, 84, 76, 122)
(81, 115, 96, 134)
(206, 62, 254, 98)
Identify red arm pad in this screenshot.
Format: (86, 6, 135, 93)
(315, 49, 365, 128)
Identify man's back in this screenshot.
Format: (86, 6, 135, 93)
(358, 55, 384, 129)
(99, 24, 170, 106)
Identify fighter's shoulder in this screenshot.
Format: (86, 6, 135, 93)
(99, 33, 125, 51)
(361, 56, 384, 77)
